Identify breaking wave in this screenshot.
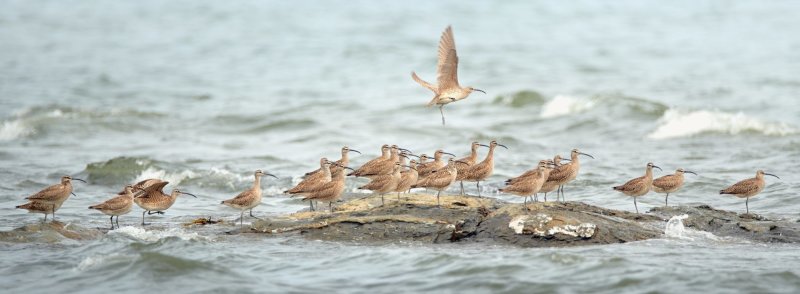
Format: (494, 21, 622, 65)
(0, 119, 36, 141)
(108, 226, 207, 242)
(648, 109, 797, 139)
(540, 95, 596, 118)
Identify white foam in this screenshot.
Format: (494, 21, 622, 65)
(108, 226, 206, 242)
(75, 253, 130, 271)
(540, 95, 595, 118)
(134, 167, 196, 186)
(648, 109, 797, 140)
(0, 119, 35, 141)
(664, 214, 719, 241)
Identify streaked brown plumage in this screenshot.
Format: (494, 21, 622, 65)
(537, 155, 569, 201)
(17, 175, 86, 221)
(613, 162, 661, 213)
(411, 26, 485, 125)
(287, 158, 333, 211)
(542, 149, 593, 202)
(412, 158, 462, 206)
(455, 141, 481, 195)
(416, 149, 454, 181)
(720, 170, 779, 214)
(506, 155, 565, 186)
(304, 146, 361, 179)
(133, 182, 196, 226)
(222, 170, 278, 228)
(349, 144, 395, 177)
(302, 163, 352, 213)
(499, 160, 553, 210)
(16, 201, 65, 222)
(286, 158, 331, 196)
(652, 168, 697, 206)
(89, 185, 135, 229)
(459, 140, 508, 197)
(395, 160, 419, 199)
(358, 162, 403, 205)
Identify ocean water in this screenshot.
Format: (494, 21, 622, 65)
(2, 0, 800, 293)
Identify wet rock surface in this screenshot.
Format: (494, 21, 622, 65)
(252, 194, 800, 247)
(0, 221, 104, 243)
(649, 205, 800, 243)
(252, 193, 658, 247)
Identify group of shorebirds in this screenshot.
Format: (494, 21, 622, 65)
(14, 141, 779, 229)
(11, 26, 782, 229)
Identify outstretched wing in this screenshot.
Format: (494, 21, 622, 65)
(411, 72, 437, 93)
(436, 26, 459, 91)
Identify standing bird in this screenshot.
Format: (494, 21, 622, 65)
(720, 170, 779, 214)
(222, 170, 278, 229)
(133, 181, 197, 226)
(89, 185, 136, 229)
(652, 168, 697, 206)
(416, 150, 456, 182)
(348, 144, 394, 178)
(395, 160, 419, 199)
(460, 140, 508, 197)
(358, 162, 404, 205)
(613, 162, 661, 213)
(411, 26, 485, 126)
(455, 141, 481, 195)
(537, 155, 570, 202)
(302, 163, 354, 213)
(304, 146, 361, 179)
(286, 158, 332, 211)
(542, 149, 593, 202)
(412, 158, 465, 206)
(16, 175, 86, 221)
(499, 160, 553, 211)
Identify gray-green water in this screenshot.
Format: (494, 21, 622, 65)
(2, 1, 800, 293)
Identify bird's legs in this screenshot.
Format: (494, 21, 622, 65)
(476, 181, 482, 198)
(141, 211, 147, 226)
(109, 215, 115, 230)
(746, 197, 749, 214)
(436, 190, 441, 207)
(115, 215, 120, 228)
(249, 209, 261, 220)
(460, 181, 465, 196)
(240, 211, 244, 230)
(634, 197, 639, 214)
(665, 193, 669, 207)
(439, 105, 446, 126)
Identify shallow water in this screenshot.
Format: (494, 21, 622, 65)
(2, 1, 800, 293)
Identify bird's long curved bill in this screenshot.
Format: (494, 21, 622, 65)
(72, 178, 87, 183)
(474, 89, 486, 94)
(331, 162, 356, 171)
(653, 165, 662, 171)
(497, 144, 509, 150)
(579, 152, 594, 159)
(684, 170, 698, 175)
(455, 160, 470, 165)
(180, 192, 198, 198)
(765, 173, 780, 179)
(348, 149, 362, 154)
(266, 173, 279, 179)
(442, 152, 456, 157)
(71, 192, 77, 197)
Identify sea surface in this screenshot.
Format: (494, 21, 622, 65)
(2, 1, 800, 293)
